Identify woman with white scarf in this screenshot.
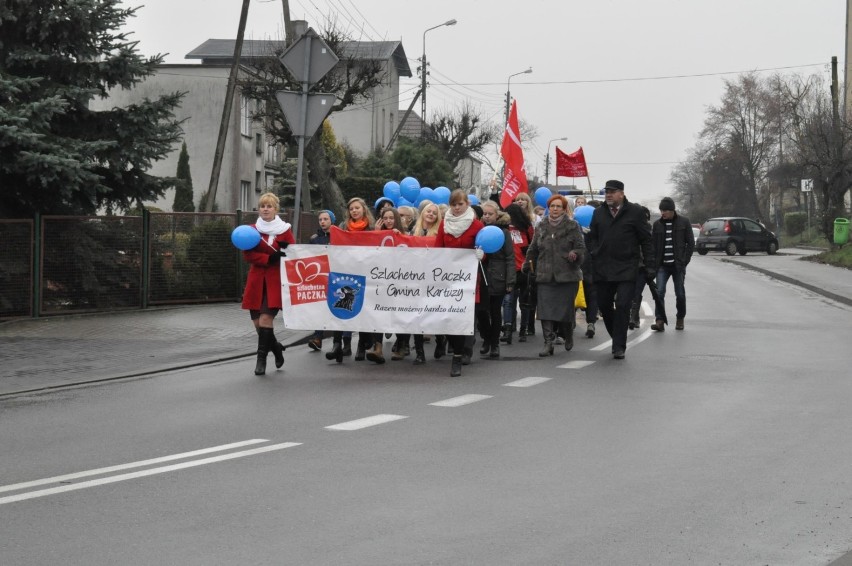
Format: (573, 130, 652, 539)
(242, 192, 295, 375)
(434, 189, 484, 377)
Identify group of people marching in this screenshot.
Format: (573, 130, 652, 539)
(240, 180, 695, 376)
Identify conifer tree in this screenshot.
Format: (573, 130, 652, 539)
(173, 142, 195, 212)
(0, 0, 185, 217)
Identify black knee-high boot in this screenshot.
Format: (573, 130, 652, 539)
(255, 327, 272, 375)
(270, 329, 285, 368)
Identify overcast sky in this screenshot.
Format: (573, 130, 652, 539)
(121, 0, 846, 208)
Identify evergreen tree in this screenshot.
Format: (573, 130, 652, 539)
(0, 0, 185, 217)
(172, 142, 194, 212)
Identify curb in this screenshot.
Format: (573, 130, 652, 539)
(721, 258, 852, 308)
(0, 332, 314, 399)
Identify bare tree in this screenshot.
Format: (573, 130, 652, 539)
(782, 74, 852, 240)
(702, 72, 776, 221)
(430, 102, 497, 167)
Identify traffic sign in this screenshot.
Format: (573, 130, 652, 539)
(279, 28, 339, 85)
(801, 179, 813, 192)
(275, 91, 335, 138)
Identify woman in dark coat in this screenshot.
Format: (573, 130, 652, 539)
(478, 201, 516, 359)
(242, 192, 296, 375)
(523, 194, 585, 357)
(434, 189, 484, 377)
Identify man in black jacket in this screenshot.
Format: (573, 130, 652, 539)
(588, 180, 654, 359)
(650, 196, 694, 331)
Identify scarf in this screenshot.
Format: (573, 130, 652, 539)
(547, 213, 567, 227)
(256, 216, 289, 236)
(255, 216, 290, 248)
(443, 207, 474, 237)
(346, 218, 369, 232)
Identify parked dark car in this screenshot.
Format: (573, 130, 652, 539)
(696, 217, 778, 256)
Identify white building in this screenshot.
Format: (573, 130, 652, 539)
(91, 29, 411, 213)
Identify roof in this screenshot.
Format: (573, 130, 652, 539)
(186, 39, 412, 77)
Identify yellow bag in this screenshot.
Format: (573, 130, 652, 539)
(574, 281, 586, 309)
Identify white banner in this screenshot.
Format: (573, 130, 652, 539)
(279, 245, 478, 335)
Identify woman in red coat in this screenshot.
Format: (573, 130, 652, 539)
(242, 192, 295, 375)
(434, 189, 484, 377)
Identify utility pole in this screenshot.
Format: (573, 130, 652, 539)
(204, 0, 251, 212)
(281, 0, 294, 46)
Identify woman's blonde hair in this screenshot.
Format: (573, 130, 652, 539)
(397, 205, 418, 231)
(512, 192, 535, 223)
(413, 200, 442, 237)
(258, 192, 280, 211)
(341, 197, 375, 228)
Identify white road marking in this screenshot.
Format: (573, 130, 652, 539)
(429, 394, 492, 407)
(503, 376, 551, 387)
(0, 442, 301, 506)
(557, 360, 596, 369)
(325, 414, 408, 431)
(591, 328, 654, 351)
(0, 439, 270, 495)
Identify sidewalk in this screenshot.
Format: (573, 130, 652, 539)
(1, 247, 850, 397)
(0, 302, 312, 397)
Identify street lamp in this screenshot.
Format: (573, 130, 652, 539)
(420, 18, 457, 137)
(545, 137, 568, 185)
(504, 67, 532, 125)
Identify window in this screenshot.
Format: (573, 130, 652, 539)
(240, 95, 251, 137)
(240, 181, 252, 210)
(255, 171, 262, 193)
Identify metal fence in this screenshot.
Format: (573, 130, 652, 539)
(0, 210, 319, 320)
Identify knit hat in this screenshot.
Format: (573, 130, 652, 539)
(321, 209, 336, 224)
(659, 197, 675, 211)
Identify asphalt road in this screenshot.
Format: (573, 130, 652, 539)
(2, 255, 852, 565)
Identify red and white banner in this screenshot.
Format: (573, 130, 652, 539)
(329, 226, 433, 247)
(555, 146, 588, 178)
(280, 244, 477, 334)
(499, 100, 528, 209)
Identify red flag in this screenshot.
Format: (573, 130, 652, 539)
(556, 146, 588, 178)
(499, 100, 528, 209)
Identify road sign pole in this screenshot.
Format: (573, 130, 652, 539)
(291, 34, 313, 239)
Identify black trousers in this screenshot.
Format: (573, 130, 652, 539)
(476, 293, 504, 347)
(595, 280, 636, 353)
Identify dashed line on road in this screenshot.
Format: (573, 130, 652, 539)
(429, 394, 492, 407)
(503, 376, 551, 387)
(325, 414, 408, 431)
(557, 360, 595, 369)
(0, 441, 301, 506)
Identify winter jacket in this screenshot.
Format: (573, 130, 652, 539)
(652, 213, 694, 269)
(482, 212, 517, 296)
(524, 215, 586, 284)
(588, 198, 653, 282)
(434, 215, 484, 303)
(309, 227, 330, 245)
(241, 226, 296, 310)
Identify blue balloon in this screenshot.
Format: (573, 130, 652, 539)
(468, 194, 480, 205)
(231, 225, 261, 251)
(433, 186, 451, 205)
(534, 187, 552, 208)
(573, 204, 594, 228)
(396, 196, 412, 207)
(383, 181, 400, 202)
(400, 176, 421, 202)
(475, 225, 505, 254)
(418, 187, 435, 205)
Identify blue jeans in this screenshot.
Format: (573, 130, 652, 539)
(656, 264, 686, 320)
